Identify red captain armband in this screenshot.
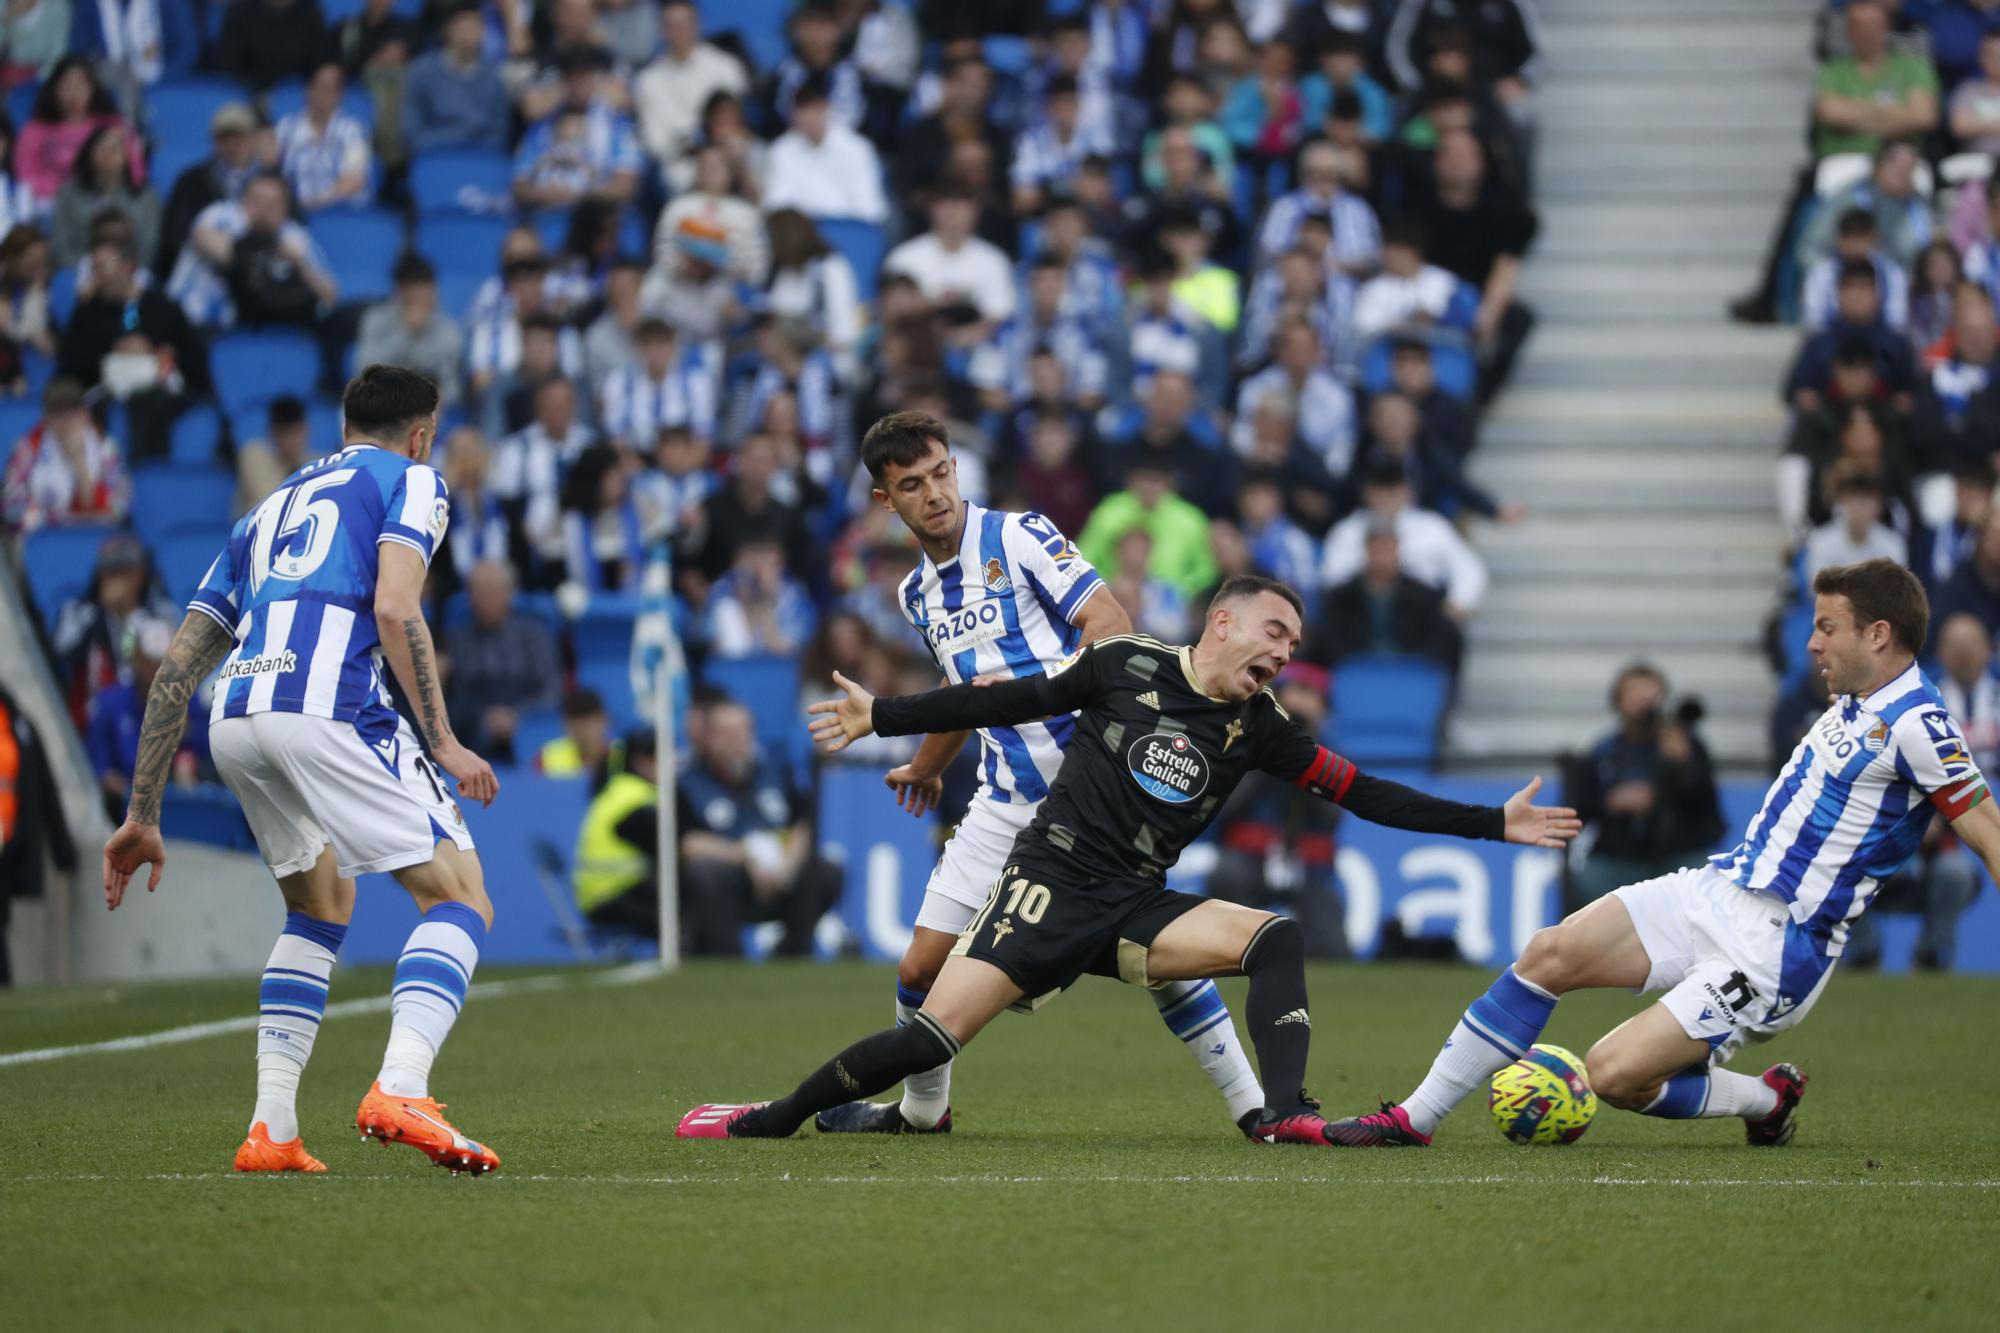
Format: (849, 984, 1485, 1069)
(1931, 776, 1990, 820)
(1294, 746, 1356, 802)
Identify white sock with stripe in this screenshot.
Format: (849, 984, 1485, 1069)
(252, 913, 347, 1142)
(895, 983, 952, 1129)
(1641, 1066, 1780, 1119)
(1153, 979, 1265, 1124)
(377, 902, 485, 1099)
(1404, 968, 1559, 1135)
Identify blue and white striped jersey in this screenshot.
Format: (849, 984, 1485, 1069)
(189, 445, 448, 736)
(897, 503, 1105, 805)
(1709, 663, 1988, 953)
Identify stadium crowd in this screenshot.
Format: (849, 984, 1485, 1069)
(0, 0, 1549, 952)
(1751, 0, 2000, 970)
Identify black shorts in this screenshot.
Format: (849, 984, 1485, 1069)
(949, 849, 1207, 1002)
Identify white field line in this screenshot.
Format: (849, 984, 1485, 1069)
(0, 960, 663, 1069)
(10, 1172, 2000, 1189)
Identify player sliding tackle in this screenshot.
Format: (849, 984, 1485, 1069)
(1328, 559, 2000, 1148)
(678, 576, 1580, 1145)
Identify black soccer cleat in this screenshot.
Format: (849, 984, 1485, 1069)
(1324, 1102, 1433, 1148)
(1744, 1063, 1808, 1147)
(814, 1101, 953, 1135)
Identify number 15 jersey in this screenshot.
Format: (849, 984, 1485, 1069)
(188, 445, 449, 732)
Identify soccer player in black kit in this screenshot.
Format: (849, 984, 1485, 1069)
(677, 577, 1580, 1145)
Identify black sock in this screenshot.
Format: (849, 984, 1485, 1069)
(740, 1012, 961, 1137)
(1241, 916, 1312, 1117)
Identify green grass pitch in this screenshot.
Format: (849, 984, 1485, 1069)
(4, 962, 1997, 1330)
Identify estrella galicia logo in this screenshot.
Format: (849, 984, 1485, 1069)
(1126, 731, 1210, 804)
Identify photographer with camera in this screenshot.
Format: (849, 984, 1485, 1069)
(1564, 663, 1724, 908)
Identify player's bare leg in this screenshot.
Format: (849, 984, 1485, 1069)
(1586, 1002, 1802, 1143)
(237, 847, 354, 1173)
(356, 843, 502, 1174)
(1147, 902, 1329, 1146)
(681, 956, 1022, 1139)
(1329, 894, 1654, 1146)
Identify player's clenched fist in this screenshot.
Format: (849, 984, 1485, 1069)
(808, 671, 878, 753)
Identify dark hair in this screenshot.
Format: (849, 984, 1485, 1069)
(267, 395, 307, 429)
(1836, 206, 1878, 238)
(31, 57, 115, 123)
(1812, 558, 1929, 656)
(71, 122, 135, 191)
(1045, 72, 1080, 99)
(1837, 256, 1879, 288)
(1609, 661, 1666, 709)
(520, 311, 563, 338)
(793, 71, 833, 108)
(393, 253, 436, 286)
(1329, 89, 1364, 122)
(1208, 574, 1306, 622)
(766, 207, 830, 269)
(342, 364, 439, 441)
(634, 316, 675, 341)
(1321, 30, 1364, 58)
(1953, 455, 1996, 487)
(860, 410, 949, 482)
(0, 110, 16, 174)
(561, 685, 605, 718)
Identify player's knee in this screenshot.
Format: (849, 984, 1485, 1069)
(1515, 925, 1578, 993)
(898, 951, 943, 993)
(1240, 912, 1302, 973)
(1583, 1038, 1650, 1109)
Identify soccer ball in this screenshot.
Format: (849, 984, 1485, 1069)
(1489, 1043, 1598, 1145)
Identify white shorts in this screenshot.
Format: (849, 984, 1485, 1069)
(913, 795, 1038, 935)
(1613, 865, 1837, 1065)
(211, 711, 476, 880)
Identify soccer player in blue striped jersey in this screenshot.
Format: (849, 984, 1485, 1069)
(812, 411, 1267, 1137)
(102, 366, 507, 1176)
(1330, 560, 2000, 1148)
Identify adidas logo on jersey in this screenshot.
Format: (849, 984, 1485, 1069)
(1137, 690, 1161, 710)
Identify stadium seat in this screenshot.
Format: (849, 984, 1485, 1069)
(415, 213, 512, 273)
(265, 82, 378, 133)
(168, 403, 223, 465)
(147, 81, 243, 143)
(48, 266, 77, 326)
(210, 331, 321, 414)
(154, 529, 230, 603)
(409, 149, 514, 216)
(226, 396, 344, 454)
(308, 210, 405, 305)
(0, 396, 39, 446)
(697, 654, 802, 769)
(572, 604, 640, 727)
(814, 217, 886, 304)
(696, 0, 791, 72)
(149, 136, 210, 195)
(18, 348, 52, 397)
(441, 589, 563, 641)
(159, 784, 256, 852)
(1358, 335, 1477, 401)
(129, 465, 236, 546)
(7, 83, 34, 132)
(318, 0, 421, 20)
(20, 524, 119, 623)
(1329, 655, 1452, 768)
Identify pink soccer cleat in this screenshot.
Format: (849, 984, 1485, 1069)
(675, 1102, 774, 1139)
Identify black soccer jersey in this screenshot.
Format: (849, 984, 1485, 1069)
(870, 633, 1506, 883)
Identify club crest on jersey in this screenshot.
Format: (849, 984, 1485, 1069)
(1863, 721, 1889, 753)
(1126, 731, 1210, 804)
(982, 557, 1012, 595)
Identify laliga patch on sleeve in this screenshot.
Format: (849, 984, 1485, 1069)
(1047, 649, 1083, 678)
(429, 496, 450, 540)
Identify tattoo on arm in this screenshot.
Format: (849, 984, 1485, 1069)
(129, 612, 236, 825)
(402, 616, 449, 749)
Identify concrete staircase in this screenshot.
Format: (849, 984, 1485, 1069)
(1451, 0, 1822, 771)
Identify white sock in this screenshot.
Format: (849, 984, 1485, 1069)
(377, 903, 485, 1099)
(1153, 979, 1265, 1124)
(252, 913, 345, 1142)
(1404, 968, 1560, 1135)
(895, 983, 951, 1129)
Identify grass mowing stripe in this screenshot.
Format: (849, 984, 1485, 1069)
(0, 962, 661, 1068)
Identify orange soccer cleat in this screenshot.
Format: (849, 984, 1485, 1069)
(234, 1122, 328, 1173)
(355, 1082, 501, 1176)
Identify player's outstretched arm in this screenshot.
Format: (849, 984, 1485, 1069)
(103, 609, 237, 909)
(1943, 788, 2000, 890)
(375, 542, 498, 807)
(1287, 742, 1579, 847)
(810, 663, 1086, 753)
